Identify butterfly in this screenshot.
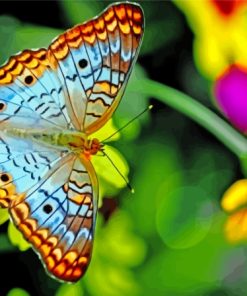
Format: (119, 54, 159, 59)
(0, 2, 144, 282)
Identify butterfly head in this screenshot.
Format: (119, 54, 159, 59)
(36, 130, 103, 160)
(83, 138, 103, 159)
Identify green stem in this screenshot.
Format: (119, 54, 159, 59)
(130, 78, 247, 158)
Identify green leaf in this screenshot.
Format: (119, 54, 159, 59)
(0, 16, 21, 65)
(56, 282, 84, 296)
(0, 208, 9, 225)
(0, 16, 61, 65)
(59, 0, 103, 25)
(84, 212, 145, 296)
(8, 222, 30, 251)
(14, 25, 61, 50)
(92, 145, 129, 200)
(7, 288, 30, 296)
(0, 16, 61, 63)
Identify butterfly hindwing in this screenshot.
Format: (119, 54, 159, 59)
(0, 132, 65, 208)
(9, 153, 98, 282)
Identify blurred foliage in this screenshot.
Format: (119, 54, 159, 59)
(0, 1, 246, 296)
(7, 288, 30, 296)
(0, 208, 9, 224)
(221, 179, 247, 243)
(0, 16, 61, 65)
(156, 185, 214, 249)
(8, 222, 30, 252)
(174, 0, 247, 80)
(83, 213, 146, 296)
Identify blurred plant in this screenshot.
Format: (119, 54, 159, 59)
(120, 135, 241, 295)
(130, 79, 247, 163)
(56, 212, 146, 296)
(174, 0, 247, 80)
(156, 184, 214, 249)
(214, 64, 247, 133)
(6, 288, 30, 296)
(177, 0, 247, 247)
(221, 179, 247, 243)
(130, 78, 247, 255)
(2, 2, 247, 295)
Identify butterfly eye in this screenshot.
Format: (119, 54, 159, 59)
(43, 204, 53, 214)
(0, 173, 10, 182)
(78, 59, 88, 69)
(0, 102, 6, 112)
(24, 75, 34, 85)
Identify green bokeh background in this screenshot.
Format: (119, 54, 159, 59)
(0, 1, 244, 296)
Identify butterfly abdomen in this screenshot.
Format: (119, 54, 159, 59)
(30, 131, 102, 157)
(3, 127, 101, 157)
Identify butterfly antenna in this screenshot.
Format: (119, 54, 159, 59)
(102, 104, 153, 143)
(101, 150, 135, 194)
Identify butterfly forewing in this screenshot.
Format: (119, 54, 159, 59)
(0, 49, 71, 130)
(49, 2, 144, 134)
(0, 2, 144, 282)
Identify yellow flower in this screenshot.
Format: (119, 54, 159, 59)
(174, 0, 247, 80)
(221, 179, 247, 243)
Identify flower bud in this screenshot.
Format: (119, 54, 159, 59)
(214, 64, 247, 133)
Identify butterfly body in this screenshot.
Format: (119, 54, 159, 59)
(0, 2, 144, 282)
(3, 127, 102, 157)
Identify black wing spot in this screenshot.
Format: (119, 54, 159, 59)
(25, 75, 34, 85)
(1, 174, 9, 182)
(43, 204, 53, 214)
(0, 102, 6, 111)
(78, 59, 88, 69)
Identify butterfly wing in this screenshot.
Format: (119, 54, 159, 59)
(49, 2, 144, 134)
(0, 133, 65, 209)
(0, 26, 90, 282)
(0, 3, 144, 133)
(0, 132, 97, 282)
(0, 49, 74, 130)
(9, 153, 97, 282)
(0, 2, 144, 282)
